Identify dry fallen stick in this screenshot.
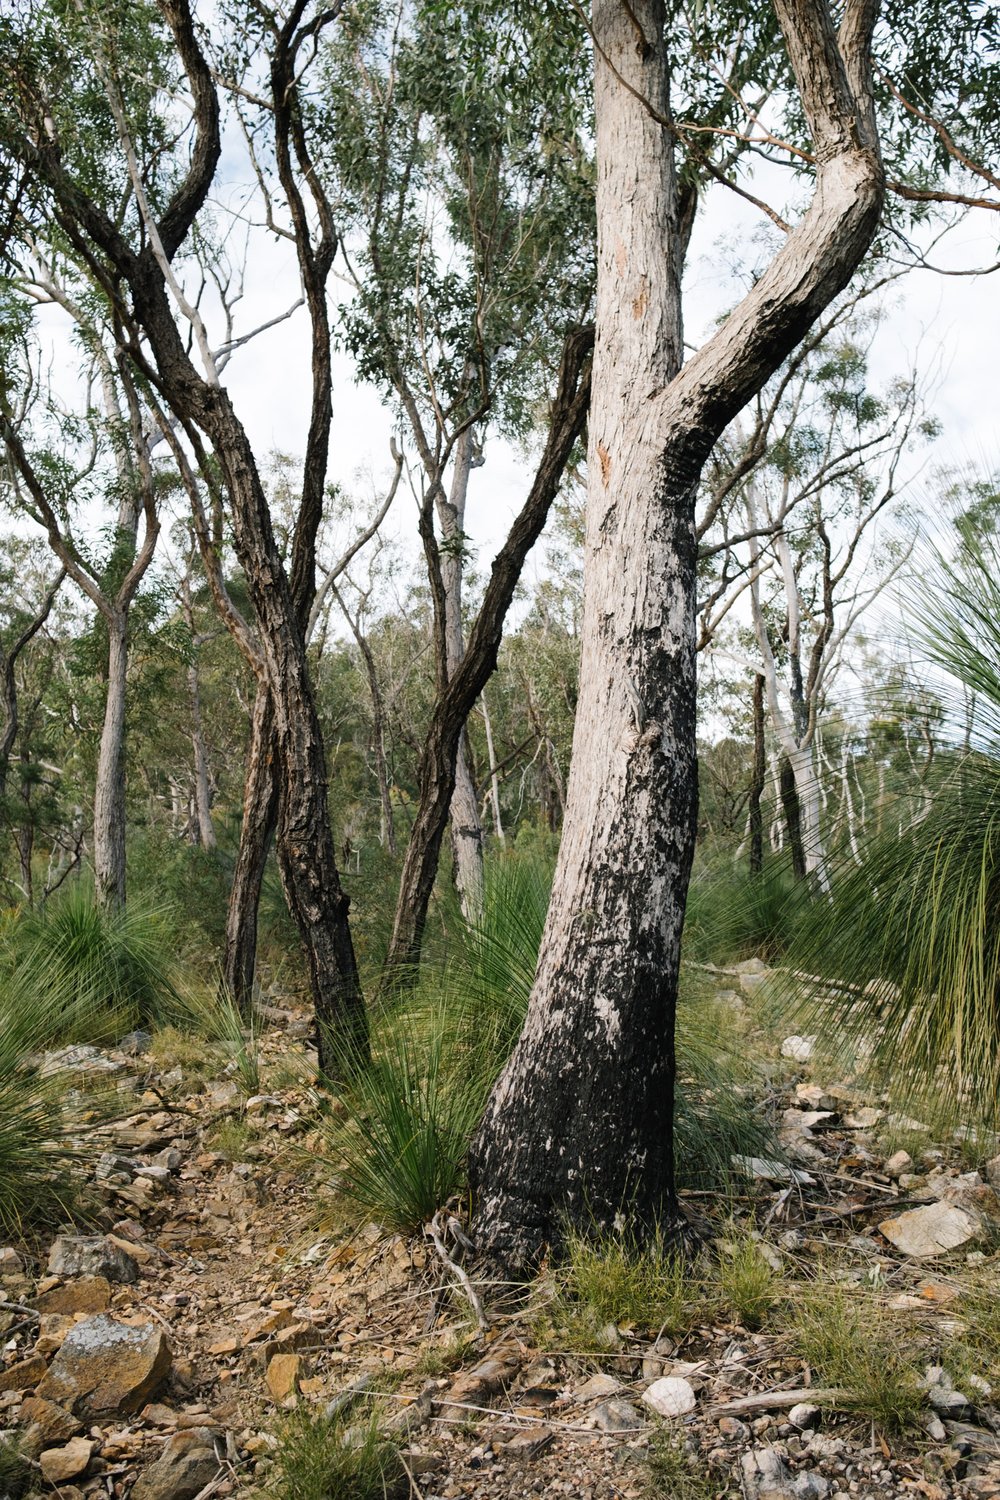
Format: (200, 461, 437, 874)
(425, 1211, 489, 1335)
(709, 1387, 852, 1418)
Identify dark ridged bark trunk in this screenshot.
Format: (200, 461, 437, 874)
(779, 753, 807, 881)
(223, 688, 278, 1011)
(749, 673, 765, 876)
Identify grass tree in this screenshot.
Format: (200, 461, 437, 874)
(792, 520, 1000, 1126)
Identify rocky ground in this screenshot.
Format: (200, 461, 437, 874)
(1, 962, 999, 1499)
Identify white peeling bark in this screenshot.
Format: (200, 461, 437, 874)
(93, 613, 129, 908)
(438, 428, 484, 917)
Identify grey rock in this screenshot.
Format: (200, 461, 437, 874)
(48, 1235, 139, 1285)
(592, 1399, 643, 1432)
(642, 1376, 697, 1418)
(788, 1403, 821, 1431)
(742, 1447, 831, 1499)
(131, 1429, 220, 1500)
(732, 1155, 815, 1186)
(879, 1201, 981, 1257)
(780, 1035, 816, 1062)
(39, 1045, 121, 1077)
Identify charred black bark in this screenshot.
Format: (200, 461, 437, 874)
(779, 754, 807, 881)
(749, 672, 765, 877)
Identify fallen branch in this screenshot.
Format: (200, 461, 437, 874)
(709, 1386, 851, 1417)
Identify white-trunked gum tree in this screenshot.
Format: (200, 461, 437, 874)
(469, 0, 886, 1273)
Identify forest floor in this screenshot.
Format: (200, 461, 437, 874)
(2, 965, 1000, 1500)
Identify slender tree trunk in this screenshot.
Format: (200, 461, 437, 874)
(93, 613, 128, 908)
(439, 430, 484, 917)
(481, 692, 505, 845)
(749, 673, 765, 876)
(384, 327, 593, 977)
(188, 658, 216, 850)
(224, 687, 277, 1010)
(779, 754, 807, 881)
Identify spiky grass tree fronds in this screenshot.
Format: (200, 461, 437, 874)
(314, 1007, 485, 1234)
(0, 984, 82, 1235)
(1, 884, 182, 1043)
(683, 857, 810, 965)
(674, 980, 777, 1189)
(791, 535, 1000, 1128)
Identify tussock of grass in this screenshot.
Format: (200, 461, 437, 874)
(538, 1229, 700, 1352)
(715, 1228, 778, 1330)
(0, 884, 182, 1042)
(268, 1402, 403, 1500)
(0, 1433, 33, 1499)
(787, 1283, 924, 1431)
(313, 1008, 484, 1234)
(0, 985, 84, 1235)
(644, 1433, 718, 1500)
(209, 1117, 260, 1162)
(946, 1269, 1000, 1389)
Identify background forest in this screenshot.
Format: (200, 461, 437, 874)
(1, 0, 1000, 1497)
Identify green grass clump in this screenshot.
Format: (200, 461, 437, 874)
(788, 1284, 924, 1431)
(542, 1229, 700, 1351)
(0, 884, 182, 1042)
(714, 1229, 778, 1330)
(268, 1403, 403, 1500)
(644, 1433, 717, 1499)
(0, 988, 83, 1235)
(945, 1268, 1000, 1389)
(683, 858, 810, 964)
(0, 1433, 34, 1498)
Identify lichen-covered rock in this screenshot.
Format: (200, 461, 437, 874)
(36, 1315, 170, 1416)
(47, 1236, 139, 1285)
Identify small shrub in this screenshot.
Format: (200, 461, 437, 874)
(714, 1229, 778, 1330)
(268, 1403, 403, 1500)
(788, 1283, 924, 1431)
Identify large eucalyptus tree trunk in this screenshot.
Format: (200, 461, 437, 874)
(93, 612, 128, 908)
(470, 0, 884, 1271)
